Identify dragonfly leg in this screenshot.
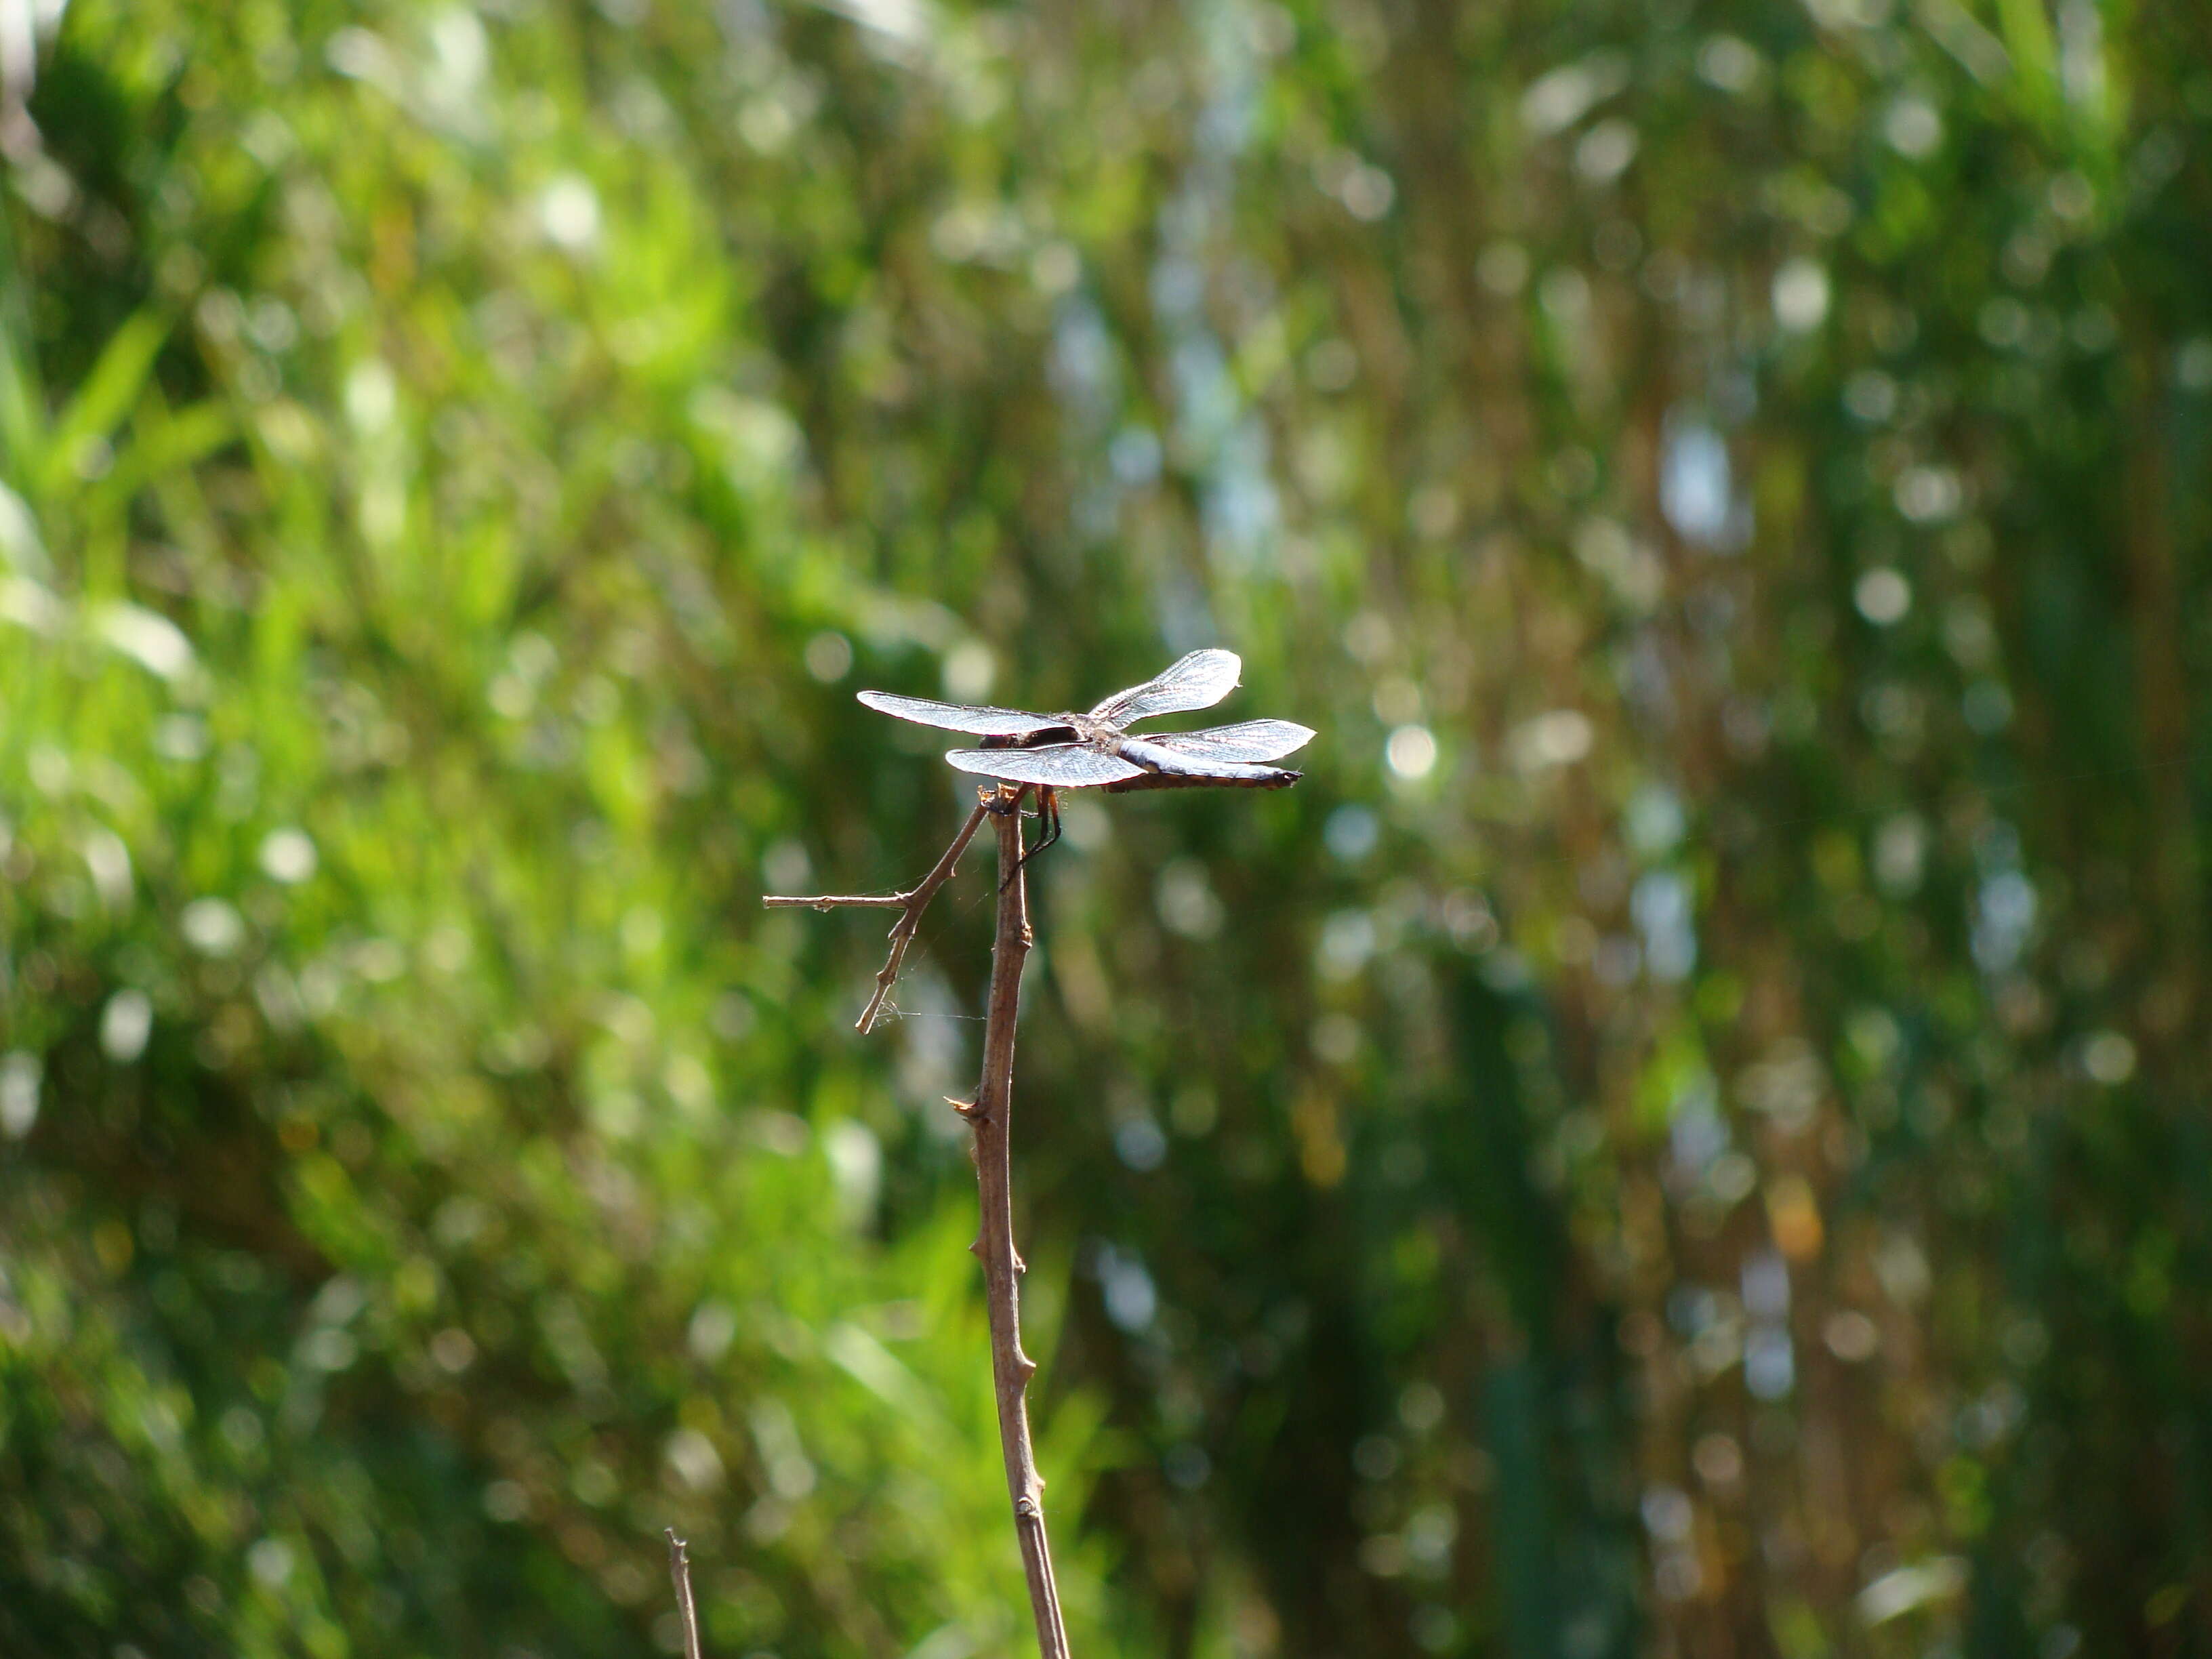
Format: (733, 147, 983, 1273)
(1001, 787, 1061, 889)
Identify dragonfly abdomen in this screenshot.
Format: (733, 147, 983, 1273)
(1113, 736, 1288, 781)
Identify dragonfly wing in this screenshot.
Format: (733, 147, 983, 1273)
(1142, 718, 1315, 764)
(945, 745, 1147, 788)
(1087, 649, 1242, 726)
(857, 689, 1063, 737)
(1114, 735, 1299, 783)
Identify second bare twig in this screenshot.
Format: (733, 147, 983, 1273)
(665, 1529, 704, 1659)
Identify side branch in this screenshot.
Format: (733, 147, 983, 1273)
(964, 787, 1072, 1659)
(762, 799, 990, 1033)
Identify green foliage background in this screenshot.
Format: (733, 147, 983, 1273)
(2, 0, 2208, 1655)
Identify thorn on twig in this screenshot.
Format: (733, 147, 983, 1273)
(947, 1095, 985, 1122)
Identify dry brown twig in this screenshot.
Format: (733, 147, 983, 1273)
(760, 783, 1071, 1658)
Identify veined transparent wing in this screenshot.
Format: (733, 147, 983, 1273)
(1087, 649, 1242, 726)
(1139, 719, 1315, 764)
(945, 745, 1147, 788)
(856, 689, 1063, 737)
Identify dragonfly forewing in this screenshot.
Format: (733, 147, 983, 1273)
(1086, 649, 1242, 727)
(855, 689, 1065, 737)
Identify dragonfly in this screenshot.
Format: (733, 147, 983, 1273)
(857, 649, 1313, 865)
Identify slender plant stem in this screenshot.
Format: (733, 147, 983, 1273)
(761, 785, 1071, 1655)
(763, 799, 990, 1032)
(954, 786, 1071, 1659)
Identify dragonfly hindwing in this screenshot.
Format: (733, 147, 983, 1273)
(1138, 718, 1315, 764)
(944, 745, 1147, 787)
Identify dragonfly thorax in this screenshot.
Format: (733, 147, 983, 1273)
(977, 715, 1109, 752)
